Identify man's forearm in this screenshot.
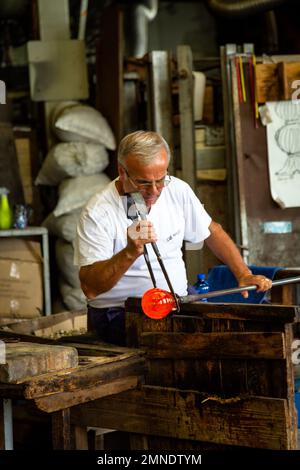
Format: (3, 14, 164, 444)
(205, 221, 251, 281)
(79, 248, 139, 299)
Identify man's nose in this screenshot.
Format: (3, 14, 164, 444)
(147, 182, 160, 195)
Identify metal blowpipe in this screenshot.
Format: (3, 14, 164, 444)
(179, 275, 300, 303)
(130, 191, 180, 312)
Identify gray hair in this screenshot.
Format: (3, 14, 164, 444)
(117, 130, 171, 166)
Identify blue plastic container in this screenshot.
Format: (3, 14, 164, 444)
(193, 273, 210, 302)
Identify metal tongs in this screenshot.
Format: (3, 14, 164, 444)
(130, 192, 180, 312)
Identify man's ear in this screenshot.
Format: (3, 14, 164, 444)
(118, 163, 125, 180)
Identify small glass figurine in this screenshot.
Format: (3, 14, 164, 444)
(14, 204, 29, 229)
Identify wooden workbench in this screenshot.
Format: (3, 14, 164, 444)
(1, 268, 299, 451)
(71, 300, 300, 450)
(0, 332, 146, 449)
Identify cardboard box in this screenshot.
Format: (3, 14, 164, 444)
(0, 239, 43, 318)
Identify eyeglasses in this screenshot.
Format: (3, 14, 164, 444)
(122, 165, 171, 190)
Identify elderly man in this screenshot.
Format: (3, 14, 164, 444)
(74, 130, 272, 345)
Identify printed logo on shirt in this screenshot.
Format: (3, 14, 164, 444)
(166, 229, 180, 242)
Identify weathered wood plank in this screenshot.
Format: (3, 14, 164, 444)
(0, 330, 58, 345)
(126, 311, 145, 348)
(125, 298, 300, 323)
(62, 344, 136, 358)
(178, 304, 300, 323)
(0, 331, 142, 357)
(70, 386, 293, 450)
(140, 332, 285, 359)
(5, 310, 86, 335)
(246, 359, 285, 398)
(172, 315, 222, 392)
(211, 318, 247, 396)
(52, 408, 72, 450)
(74, 425, 88, 450)
(0, 342, 78, 383)
(59, 340, 135, 356)
(129, 433, 149, 451)
(35, 376, 141, 413)
(24, 355, 146, 399)
(130, 312, 174, 387)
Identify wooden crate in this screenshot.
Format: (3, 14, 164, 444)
(71, 301, 300, 450)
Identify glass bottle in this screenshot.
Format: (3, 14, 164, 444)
(0, 187, 13, 230)
(193, 273, 210, 301)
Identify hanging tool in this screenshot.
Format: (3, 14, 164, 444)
(130, 192, 180, 312)
(141, 276, 300, 319)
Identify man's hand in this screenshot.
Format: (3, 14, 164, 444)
(127, 220, 157, 257)
(80, 220, 158, 299)
(237, 273, 273, 299)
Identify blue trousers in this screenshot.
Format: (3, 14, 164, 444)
(87, 305, 126, 346)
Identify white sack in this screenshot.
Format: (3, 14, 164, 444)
(42, 209, 81, 242)
(59, 279, 86, 311)
(55, 239, 80, 288)
(53, 173, 110, 217)
(35, 142, 109, 186)
(52, 101, 116, 150)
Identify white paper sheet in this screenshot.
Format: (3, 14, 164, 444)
(265, 100, 300, 208)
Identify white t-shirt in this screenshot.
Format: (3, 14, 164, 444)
(74, 177, 212, 308)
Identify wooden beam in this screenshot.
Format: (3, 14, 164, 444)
(71, 386, 294, 450)
(96, 3, 124, 179)
(74, 426, 88, 450)
(52, 408, 72, 450)
(61, 343, 142, 358)
(6, 309, 86, 335)
(177, 45, 200, 284)
(24, 356, 146, 399)
(0, 123, 25, 207)
(34, 376, 141, 413)
(129, 434, 149, 451)
(140, 331, 285, 359)
(177, 45, 196, 190)
(147, 51, 175, 175)
(125, 298, 300, 323)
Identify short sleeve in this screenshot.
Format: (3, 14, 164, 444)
(74, 204, 115, 267)
(182, 183, 212, 243)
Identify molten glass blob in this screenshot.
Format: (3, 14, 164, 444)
(141, 288, 176, 319)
